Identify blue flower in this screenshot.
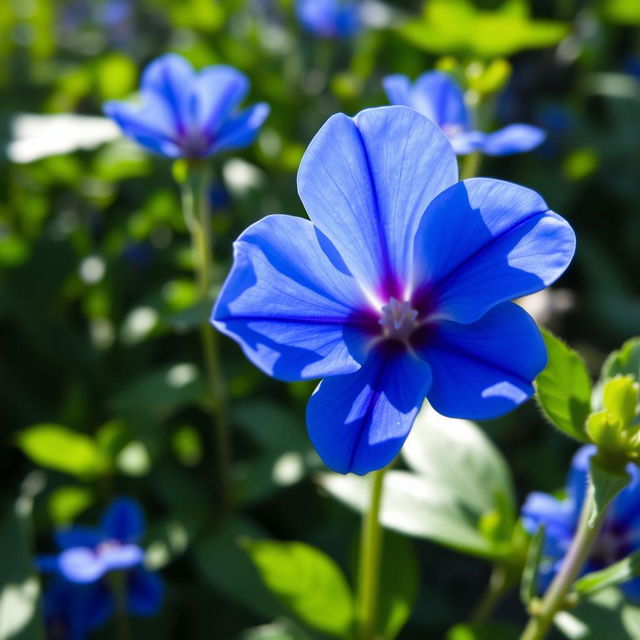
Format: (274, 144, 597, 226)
(104, 53, 269, 159)
(523, 446, 640, 599)
(212, 106, 575, 474)
(383, 71, 546, 156)
(39, 498, 164, 639)
(295, 0, 361, 38)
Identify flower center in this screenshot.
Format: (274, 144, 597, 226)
(379, 297, 419, 341)
(441, 123, 465, 140)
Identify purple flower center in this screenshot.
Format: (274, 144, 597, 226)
(378, 298, 419, 342)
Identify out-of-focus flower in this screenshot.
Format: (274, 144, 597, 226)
(383, 71, 546, 156)
(523, 446, 640, 599)
(295, 0, 361, 38)
(39, 498, 163, 639)
(212, 106, 575, 474)
(104, 54, 269, 159)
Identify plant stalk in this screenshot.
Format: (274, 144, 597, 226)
(471, 565, 511, 624)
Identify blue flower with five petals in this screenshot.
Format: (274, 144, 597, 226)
(383, 71, 546, 156)
(39, 498, 163, 639)
(104, 53, 269, 159)
(295, 0, 361, 38)
(523, 445, 640, 599)
(212, 106, 575, 475)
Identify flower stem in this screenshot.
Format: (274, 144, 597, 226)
(355, 468, 387, 640)
(180, 164, 232, 513)
(461, 151, 482, 180)
(470, 565, 511, 624)
(519, 486, 604, 640)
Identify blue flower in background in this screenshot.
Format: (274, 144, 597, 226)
(523, 446, 640, 599)
(104, 54, 269, 158)
(383, 71, 546, 156)
(212, 106, 575, 474)
(296, 0, 361, 38)
(39, 498, 163, 639)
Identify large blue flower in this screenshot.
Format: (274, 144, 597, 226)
(295, 0, 361, 38)
(383, 71, 546, 156)
(104, 53, 269, 158)
(39, 498, 164, 639)
(523, 446, 640, 599)
(212, 106, 575, 474)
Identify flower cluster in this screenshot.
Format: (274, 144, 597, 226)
(295, 0, 361, 39)
(523, 445, 640, 599)
(383, 71, 545, 156)
(39, 498, 163, 639)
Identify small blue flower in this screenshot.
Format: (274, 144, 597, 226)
(39, 498, 164, 639)
(523, 446, 640, 599)
(383, 71, 546, 156)
(295, 0, 361, 38)
(104, 53, 269, 159)
(212, 106, 575, 474)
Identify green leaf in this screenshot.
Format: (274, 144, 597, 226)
(575, 550, 640, 597)
(48, 486, 93, 525)
(17, 424, 108, 477)
(588, 457, 630, 526)
(601, 0, 640, 25)
(521, 526, 545, 605)
(243, 540, 354, 637)
(600, 338, 640, 384)
(446, 621, 519, 640)
(535, 330, 592, 442)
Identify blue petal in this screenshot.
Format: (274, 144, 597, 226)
(298, 107, 457, 301)
(306, 344, 432, 474)
(296, 0, 360, 38)
(59, 548, 106, 583)
(416, 302, 546, 419)
(410, 71, 469, 131)
(382, 74, 412, 106)
(55, 526, 104, 551)
(101, 497, 145, 542)
(101, 544, 144, 572)
(213, 214, 372, 382)
(103, 99, 181, 157)
(448, 130, 486, 155)
(127, 568, 165, 615)
(207, 102, 269, 154)
(413, 178, 576, 324)
(480, 124, 546, 156)
(521, 492, 575, 540)
(191, 65, 249, 134)
(140, 53, 196, 135)
(607, 461, 640, 532)
(567, 445, 593, 521)
(621, 578, 640, 603)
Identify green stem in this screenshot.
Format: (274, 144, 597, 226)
(519, 487, 604, 640)
(461, 151, 482, 180)
(355, 468, 386, 640)
(470, 565, 511, 624)
(181, 165, 232, 512)
(110, 572, 132, 640)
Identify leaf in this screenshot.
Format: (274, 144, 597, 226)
(239, 619, 315, 640)
(17, 424, 108, 477)
(243, 540, 354, 637)
(402, 405, 515, 532)
(535, 330, 592, 442)
(601, 0, 640, 25)
(446, 621, 519, 640)
(575, 550, 640, 597)
(521, 526, 545, 605)
(319, 470, 505, 560)
(48, 486, 93, 525)
(600, 338, 640, 384)
(588, 457, 630, 526)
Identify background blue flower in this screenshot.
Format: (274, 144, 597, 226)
(523, 445, 640, 599)
(295, 0, 361, 39)
(104, 53, 269, 158)
(383, 71, 546, 156)
(212, 106, 575, 475)
(39, 498, 164, 639)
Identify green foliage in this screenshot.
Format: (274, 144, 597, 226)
(243, 539, 354, 637)
(535, 330, 592, 442)
(588, 457, 630, 526)
(600, 338, 640, 383)
(446, 621, 519, 640)
(521, 526, 545, 605)
(575, 550, 640, 597)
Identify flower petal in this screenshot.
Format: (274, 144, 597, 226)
(101, 544, 144, 572)
(306, 343, 432, 474)
(413, 178, 575, 324)
(416, 302, 546, 419)
(567, 445, 592, 521)
(101, 497, 145, 542)
(206, 102, 269, 155)
(55, 526, 104, 551)
(522, 492, 575, 540)
(298, 106, 457, 301)
(382, 74, 412, 106)
(213, 214, 372, 382)
(410, 71, 469, 130)
(127, 568, 165, 615)
(481, 124, 546, 156)
(59, 548, 106, 583)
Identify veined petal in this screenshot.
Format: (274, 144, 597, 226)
(191, 65, 249, 134)
(298, 107, 457, 300)
(127, 568, 165, 615)
(101, 497, 145, 542)
(413, 178, 575, 323)
(207, 102, 269, 155)
(410, 71, 469, 130)
(481, 124, 546, 156)
(306, 343, 432, 474)
(416, 302, 546, 419)
(213, 215, 372, 382)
